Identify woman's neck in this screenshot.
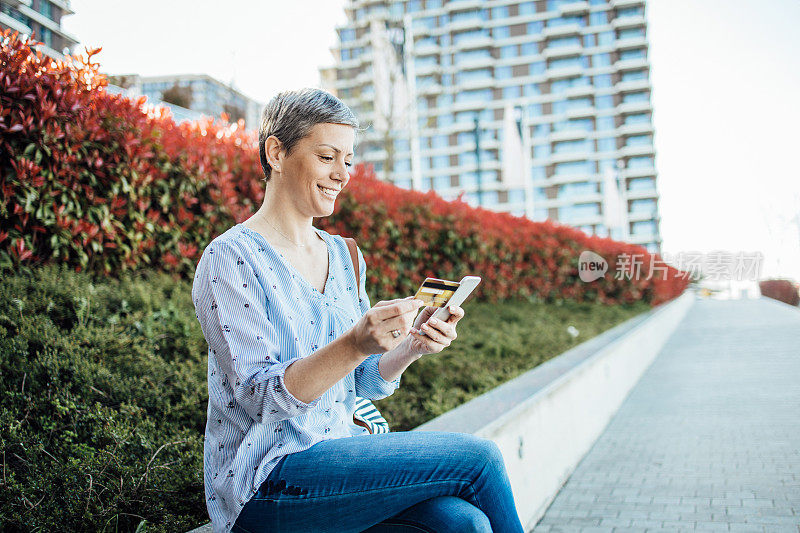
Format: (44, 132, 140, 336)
(249, 194, 319, 249)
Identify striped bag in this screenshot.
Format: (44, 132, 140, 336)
(344, 237, 391, 435)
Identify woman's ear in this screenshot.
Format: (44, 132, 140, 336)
(265, 135, 284, 173)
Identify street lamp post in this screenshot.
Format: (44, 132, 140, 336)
(473, 116, 482, 207)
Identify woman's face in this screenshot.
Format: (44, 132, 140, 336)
(273, 122, 355, 218)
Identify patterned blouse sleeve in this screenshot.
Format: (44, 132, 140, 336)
(194, 240, 320, 423)
(352, 245, 401, 400)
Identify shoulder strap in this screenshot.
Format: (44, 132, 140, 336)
(344, 237, 359, 290)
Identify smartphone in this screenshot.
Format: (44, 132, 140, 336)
(413, 275, 481, 334)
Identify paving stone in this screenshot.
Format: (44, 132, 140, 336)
(532, 299, 800, 533)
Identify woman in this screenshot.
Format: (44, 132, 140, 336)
(192, 88, 524, 533)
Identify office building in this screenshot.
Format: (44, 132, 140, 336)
(111, 73, 263, 130)
(325, 0, 661, 252)
(0, 0, 78, 59)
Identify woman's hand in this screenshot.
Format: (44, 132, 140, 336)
(405, 305, 466, 357)
(349, 297, 425, 356)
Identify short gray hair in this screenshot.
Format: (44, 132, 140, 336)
(258, 88, 359, 181)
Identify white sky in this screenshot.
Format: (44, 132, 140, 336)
(62, 0, 800, 280)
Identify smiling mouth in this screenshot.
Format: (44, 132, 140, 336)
(318, 185, 340, 199)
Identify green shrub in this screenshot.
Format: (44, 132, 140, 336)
(0, 265, 208, 532)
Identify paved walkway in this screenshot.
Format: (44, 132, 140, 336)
(533, 297, 800, 533)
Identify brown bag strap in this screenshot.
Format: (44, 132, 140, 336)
(344, 237, 359, 291)
(344, 237, 372, 434)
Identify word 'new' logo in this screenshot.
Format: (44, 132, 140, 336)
(579, 251, 608, 282)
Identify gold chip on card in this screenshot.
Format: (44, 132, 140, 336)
(413, 278, 461, 308)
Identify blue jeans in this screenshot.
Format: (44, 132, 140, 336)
(232, 431, 525, 533)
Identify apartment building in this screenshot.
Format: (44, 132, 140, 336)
(0, 0, 78, 59)
(324, 0, 661, 252)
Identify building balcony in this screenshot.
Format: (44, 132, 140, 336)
(0, 12, 31, 34)
(614, 57, 649, 70)
(457, 77, 494, 90)
(549, 128, 589, 142)
(565, 105, 597, 119)
(619, 144, 654, 157)
(616, 101, 651, 114)
(556, 212, 604, 226)
(415, 62, 441, 76)
(417, 82, 444, 95)
(564, 84, 595, 98)
(617, 122, 653, 136)
(628, 209, 658, 222)
(445, 0, 484, 10)
(626, 188, 658, 200)
(612, 0, 645, 7)
(448, 17, 485, 32)
(414, 42, 439, 55)
(452, 56, 494, 70)
(615, 79, 651, 92)
(559, 1, 590, 15)
(455, 35, 494, 50)
(543, 193, 604, 208)
(543, 23, 582, 39)
(18, 5, 79, 45)
(542, 44, 583, 59)
(624, 165, 657, 178)
(546, 64, 584, 80)
(549, 151, 595, 165)
(615, 36, 648, 50)
(612, 15, 646, 29)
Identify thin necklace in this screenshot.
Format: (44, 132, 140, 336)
(263, 217, 310, 248)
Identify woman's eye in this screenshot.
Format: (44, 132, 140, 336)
(319, 155, 334, 162)
(345, 161, 353, 168)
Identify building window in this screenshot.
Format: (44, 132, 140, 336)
(630, 198, 657, 214)
(619, 48, 647, 61)
(589, 11, 606, 26)
(594, 73, 612, 88)
(592, 53, 611, 67)
(554, 160, 592, 175)
(38, 0, 53, 19)
(628, 177, 656, 191)
(553, 139, 591, 154)
(625, 134, 652, 147)
(455, 88, 492, 104)
(597, 137, 615, 152)
(596, 116, 615, 131)
(621, 69, 648, 82)
(457, 68, 493, 84)
(598, 31, 615, 45)
(617, 6, 645, 18)
(559, 182, 597, 198)
(621, 91, 649, 104)
(549, 36, 581, 48)
(627, 156, 653, 169)
(559, 203, 600, 222)
(596, 95, 614, 109)
(500, 45, 517, 58)
(624, 113, 650, 125)
(618, 27, 646, 41)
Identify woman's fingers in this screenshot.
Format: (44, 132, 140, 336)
(418, 319, 452, 346)
(445, 306, 465, 324)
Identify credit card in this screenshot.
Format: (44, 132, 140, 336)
(413, 278, 460, 308)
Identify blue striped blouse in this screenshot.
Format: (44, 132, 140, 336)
(191, 223, 401, 533)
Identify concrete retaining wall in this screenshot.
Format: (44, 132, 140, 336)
(414, 291, 695, 531)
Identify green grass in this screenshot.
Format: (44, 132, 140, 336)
(0, 265, 647, 531)
(376, 298, 648, 431)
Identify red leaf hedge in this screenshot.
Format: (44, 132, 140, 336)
(0, 31, 688, 305)
(759, 279, 799, 307)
